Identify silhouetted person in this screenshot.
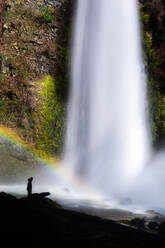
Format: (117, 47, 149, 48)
(27, 177, 33, 197)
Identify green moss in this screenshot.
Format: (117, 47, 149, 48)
(143, 32, 160, 73)
(147, 79, 165, 145)
(140, 9, 165, 146)
(36, 75, 66, 156)
(141, 13, 150, 25)
(34, 46, 69, 156)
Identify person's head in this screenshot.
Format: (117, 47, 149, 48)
(28, 177, 33, 182)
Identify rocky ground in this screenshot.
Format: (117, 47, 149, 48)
(0, 191, 165, 247)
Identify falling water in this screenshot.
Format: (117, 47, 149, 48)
(64, 0, 151, 197)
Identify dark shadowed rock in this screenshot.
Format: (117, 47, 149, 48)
(0, 191, 164, 247)
(0, 192, 18, 210)
(130, 217, 146, 229)
(35, 192, 50, 197)
(148, 221, 160, 231)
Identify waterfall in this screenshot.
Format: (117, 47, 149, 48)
(64, 0, 151, 197)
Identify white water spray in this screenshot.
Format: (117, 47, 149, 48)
(65, 0, 151, 196)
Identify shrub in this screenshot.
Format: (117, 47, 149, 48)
(39, 7, 53, 24)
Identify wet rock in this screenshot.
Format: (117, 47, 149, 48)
(0, 139, 40, 183)
(148, 221, 159, 231)
(130, 217, 146, 229)
(38, 192, 51, 197)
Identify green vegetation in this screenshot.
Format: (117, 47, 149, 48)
(35, 43, 69, 156)
(141, 13, 150, 25)
(36, 75, 66, 156)
(143, 32, 160, 73)
(143, 31, 162, 145)
(38, 7, 53, 24)
(141, 9, 165, 146)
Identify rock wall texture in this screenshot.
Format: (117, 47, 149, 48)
(0, 0, 73, 156)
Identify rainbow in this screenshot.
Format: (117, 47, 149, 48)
(0, 125, 96, 194)
(0, 125, 59, 166)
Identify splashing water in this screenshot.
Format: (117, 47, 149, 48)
(64, 0, 151, 197)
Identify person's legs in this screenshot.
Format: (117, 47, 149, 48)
(28, 189, 31, 197)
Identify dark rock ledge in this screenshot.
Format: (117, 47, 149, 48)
(0, 192, 165, 247)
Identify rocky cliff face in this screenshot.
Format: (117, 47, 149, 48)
(140, 0, 165, 146)
(140, 0, 165, 91)
(0, 0, 73, 156)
